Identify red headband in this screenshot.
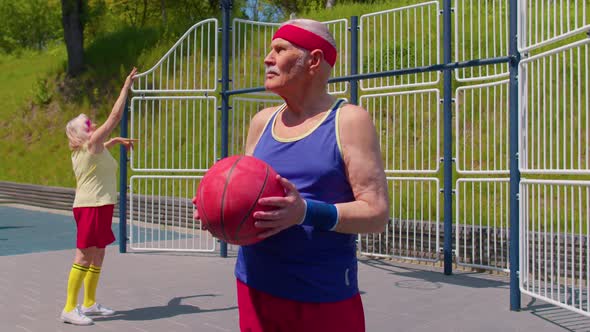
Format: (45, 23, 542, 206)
(272, 24, 337, 67)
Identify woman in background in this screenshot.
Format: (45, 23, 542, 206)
(61, 67, 137, 325)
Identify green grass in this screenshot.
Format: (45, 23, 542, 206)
(0, 26, 183, 186)
(0, 44, 70, 185)
(0, 44, 65, 121)
(304, 0, 420, 22)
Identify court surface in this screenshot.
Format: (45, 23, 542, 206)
(1, 205, 589, 331)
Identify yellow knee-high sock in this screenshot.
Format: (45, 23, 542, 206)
(83, 265, 101, 308)
(64, 264, 89, 312)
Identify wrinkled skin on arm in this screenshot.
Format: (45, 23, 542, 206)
(247, 104, 389, 237)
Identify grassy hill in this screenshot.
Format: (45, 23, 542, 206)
(0, 0, 587, 190)
(0, 45, 70, 185)
(0, 0, 414, 187)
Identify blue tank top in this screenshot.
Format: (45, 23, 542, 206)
(235, 99, 359, 303)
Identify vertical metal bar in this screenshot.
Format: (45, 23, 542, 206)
(509, 0, 521, 311)
(350, 16, 359, 105)
(219, 0, 232, 258)
(550, 184, 554, 300)
(443, 0, 453, 275)
(119, 100, 129, 253)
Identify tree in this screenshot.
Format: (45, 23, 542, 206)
(264, 0, 344, 18)
(160, 0, 167, 27)
(0, 0, 62, 53)
(266, 0, 380, 17)
(110, 0, 223, 31)
(61, 0, 85, 76)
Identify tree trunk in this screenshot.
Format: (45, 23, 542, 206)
(61, 0, 84, 76)
(141, 0, 148, 27)
(326, 0, 336, 9)
(161, 0, 167, 28)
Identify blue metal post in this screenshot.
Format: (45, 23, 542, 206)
(509, 0, 521, 311)
(349, 16, 359, 105)
(119, 100, 129, 253)
(219, 0, 232, 258)
(442, 0, 453, 275)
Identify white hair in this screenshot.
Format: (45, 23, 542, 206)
(66, 113, 90, 150)
(281, 19, 337, 50)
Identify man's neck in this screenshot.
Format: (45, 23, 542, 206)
(280, 83, 334, 121)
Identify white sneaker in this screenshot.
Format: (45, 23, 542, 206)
(81, 303, 115, 316)
(60, 306, 93, 325)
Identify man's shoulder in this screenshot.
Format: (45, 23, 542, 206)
(339, 102, 366, 112)
(251, 105, 282, 125)
(258, 105, 282, 116)
(338, 103, 371, 123)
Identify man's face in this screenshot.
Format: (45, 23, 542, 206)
(263, 39, 307, 93)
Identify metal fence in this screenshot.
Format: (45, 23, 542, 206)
(119, 0, 590, 316)
(516, 0, 590, 315)
(520, 180, 590, 316)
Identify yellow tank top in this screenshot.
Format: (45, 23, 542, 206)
(72, 144, 118, 207)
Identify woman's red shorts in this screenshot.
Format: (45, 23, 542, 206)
(73, 204, 115, 249)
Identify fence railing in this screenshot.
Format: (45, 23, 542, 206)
(0, 180, 527, 268)
(520, 179, 590, 316)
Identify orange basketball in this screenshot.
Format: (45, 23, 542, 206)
(195, 155, 285, 245)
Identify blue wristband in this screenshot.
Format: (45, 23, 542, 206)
(300, 199, 338, 231)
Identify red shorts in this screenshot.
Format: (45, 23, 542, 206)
(236, 279, 365, 332)
(73, 205, 115, 249)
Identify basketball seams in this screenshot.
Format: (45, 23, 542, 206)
(219, 156, 243, 241)
(233, 163, 270, 241)
(196, 155, 283, 246)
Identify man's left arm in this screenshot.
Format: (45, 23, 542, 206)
(333, 104, 389, 234)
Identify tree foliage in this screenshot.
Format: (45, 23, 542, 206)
(101, 0, 224, 34)
(244, 0, 379, 21)
(0, 0, 62, 53)
(0, 0, 381, 54)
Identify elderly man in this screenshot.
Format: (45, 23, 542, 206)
(234, 18, 390, 332)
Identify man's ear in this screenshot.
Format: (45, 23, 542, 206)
(309, 49, 324, 72)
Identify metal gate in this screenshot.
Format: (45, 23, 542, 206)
(117, 0, 590, 316)
(518, 0, 590, 314)
(127, 19, 219, 252)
